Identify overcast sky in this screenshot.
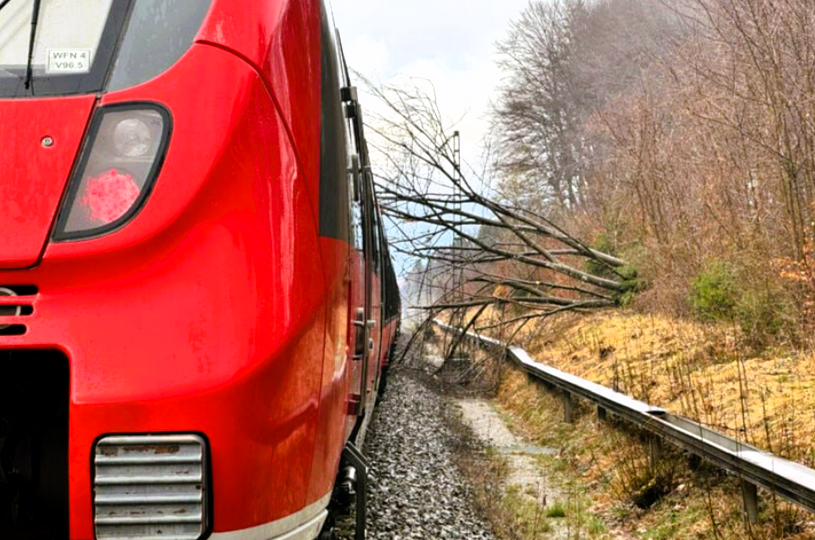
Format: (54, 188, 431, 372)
(330, 0, 531, 161)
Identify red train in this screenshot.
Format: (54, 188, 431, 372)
(0, 0, 401, 539)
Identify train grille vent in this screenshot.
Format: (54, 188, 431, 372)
(94, 435, 208, 540)
(0, 285, 37, 336)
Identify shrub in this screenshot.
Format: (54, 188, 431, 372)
(690, 260, 797, 347)
(735, 287, 795, 348)
(689, 262, 738, 321)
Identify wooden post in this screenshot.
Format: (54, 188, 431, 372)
(648, 435, 662, 471)
(562, 391, 574, 423)
(597, 406, 607, 421)
(742, 480, 758, 524)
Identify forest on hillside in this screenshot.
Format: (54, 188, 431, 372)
(380, 0, 815, 350)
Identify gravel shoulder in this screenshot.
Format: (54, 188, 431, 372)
(361, 368, 495, 539)
(456, 399, 560, 505)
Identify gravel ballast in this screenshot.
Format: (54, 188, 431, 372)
(359, 369, 495, 540)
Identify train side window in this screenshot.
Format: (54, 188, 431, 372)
(372, 220, 380, 274)
(351, 200, 364, 252)
(107, 0, 213, 91)
(369, 178, 381, 275)
(335, 28, 371, 256)
(350, 155, 364, 252)
(317, 2, 350, 241)
(337, 32, 362, 250)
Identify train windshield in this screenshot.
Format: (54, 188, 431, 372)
(0, 0, 123, 98)
(0, 0, 212, 98)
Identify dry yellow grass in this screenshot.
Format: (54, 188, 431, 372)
(494, 363, 815, 540)
(436, 310, 815, 538)
(499, 311, 815, 464)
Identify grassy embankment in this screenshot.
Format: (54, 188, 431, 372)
(510, 312, 815, 464)
(456, 310, 815, 540)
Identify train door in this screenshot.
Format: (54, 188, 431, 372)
(376, 209, 393, 372)
(338, 45, 376, 426)
(346, 152, 367, 432)
(365, 171, 383, 403)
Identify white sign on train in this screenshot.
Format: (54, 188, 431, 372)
(47, 49, 92, 74)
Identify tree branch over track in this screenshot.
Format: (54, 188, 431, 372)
(363, 76, 639, 343)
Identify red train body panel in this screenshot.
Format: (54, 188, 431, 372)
(0, 1, 400, 539)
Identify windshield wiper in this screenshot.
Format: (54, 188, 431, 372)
(24, 0, 42, 89)
(0, 0, 42, 89)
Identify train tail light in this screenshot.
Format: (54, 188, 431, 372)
(54, 104, 172, 241)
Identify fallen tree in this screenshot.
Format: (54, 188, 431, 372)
(362, 77, 640, 347)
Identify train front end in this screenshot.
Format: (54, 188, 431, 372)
(0, 0, 348, 539)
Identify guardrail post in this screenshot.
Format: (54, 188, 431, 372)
(742, 480, 758, 524)
(648, 435, 662, 470)
(597, 406, 607, 421)
(562, 391, 574, 423)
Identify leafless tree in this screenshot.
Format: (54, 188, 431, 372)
(362, 77, 638, 340)
(370, 0, 815, 349)
(490, 0, 681, 216)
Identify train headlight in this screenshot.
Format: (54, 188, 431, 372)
(113, 117, 153, 157)
(53, 103, 172, 241)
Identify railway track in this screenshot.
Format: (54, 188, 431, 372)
(337, 366, 495, 540)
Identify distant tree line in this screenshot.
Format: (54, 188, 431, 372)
(375, 0, 815, 347)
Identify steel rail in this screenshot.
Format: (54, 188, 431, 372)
(432, 320, 815, 517)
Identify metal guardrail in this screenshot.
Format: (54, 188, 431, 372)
(433, 320, 815, 521)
